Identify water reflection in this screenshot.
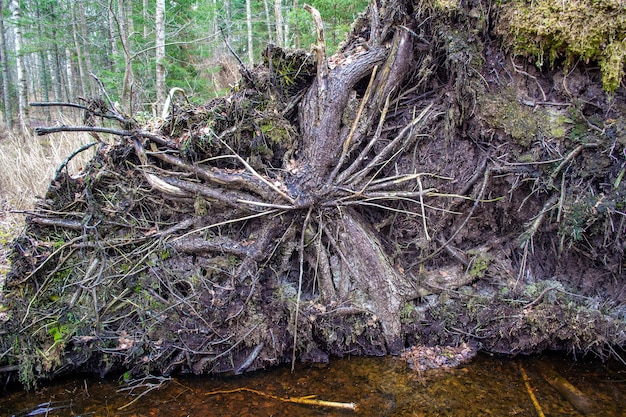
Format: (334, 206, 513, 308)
(2, 352, 625, 416)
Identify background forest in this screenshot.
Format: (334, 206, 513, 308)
(0, 0, 368, 131)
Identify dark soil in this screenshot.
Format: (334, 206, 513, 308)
(1, 0, 625, 388)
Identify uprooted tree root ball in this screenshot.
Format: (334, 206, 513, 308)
(1, 0, 625, 388)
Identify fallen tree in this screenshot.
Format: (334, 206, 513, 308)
(1, 0, 625, 388)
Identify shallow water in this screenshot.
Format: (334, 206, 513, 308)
(1, 352, 625, 416)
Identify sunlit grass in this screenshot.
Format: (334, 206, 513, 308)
(0, 121, 95, 284)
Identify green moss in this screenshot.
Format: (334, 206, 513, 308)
(498, 0, 626, 92)
(467, 249, 492, 279)
(479, 88, 571, 146)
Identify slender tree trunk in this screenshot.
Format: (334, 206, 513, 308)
(107, 2, 119, 72)
(143, 0, 149, 38)
(263, 0, 272, 44)
(77, 3, 96, 96)
(0, 0, 12, 128)
(71, 5, 87, 98)
(47, 51, 62, 102)
(64, 47, 75, 101)
(224, 0, 232, 38)
(246, 0, 254, 65)
(155, 0, 166, 115)
(116, 0, 134, 112)
(292, 0, 299, 48)
(35, 2, 51, 121)
(10, 0, 28, 133)
(274, 0, 284, 47)
(38, 52, 51, 121)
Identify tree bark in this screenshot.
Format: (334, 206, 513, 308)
(274, 0, 284, 47)
(0, 0, 12, 128)
(10, 0, 28, 132)
(63, 48, 75, 101)
(71, 4, 88, 98)
(155, 0, 166, 115)
(77, 3, 96, 96)
(246, 0, 253, 65)
(263, 0, 272, 44)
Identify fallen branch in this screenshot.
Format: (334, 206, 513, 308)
(34, 125, 133, 137)
(519, 362, 546, 417)
(204, 387, 357, 411)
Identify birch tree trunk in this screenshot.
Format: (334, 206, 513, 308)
(71, 5, 87, 98)
(10, 0, 28, 133)
(0, 0, 12, 128)
(155, 0, 166, 115)
(77, 3, 96, 96)
(47, 51, 62, 102)
(107, 3, 119, 72)
(64, 48, 75, 101)
(246, 0, 253, 65)
(292, 0, 300, 48)
(263, 0, 272, 44)
(274, 0, 283, 47)
(143, 0, 149, 38)
(116, 0, 134, 112)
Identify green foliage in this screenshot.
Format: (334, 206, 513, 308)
(497, 0, 626, 92)
(467, 249, 492, 279)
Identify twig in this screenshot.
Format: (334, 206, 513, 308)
(416, 176, 431, 241)
(348, 103, 433, 186)
(327, 65, 379, 185)
(35, 125, 133, 137)
(172, 209, 282, 242)
(235, 342, 264, 375)
(337, 91, 391, 184)
(292, 208, 313, 372)
(30, 101, 126, 124)
(550, 143, 599, 181)
(518, 194, 559, 245)
(221, 141, 296, 204)
(418, 166, 490, 264)
(204, 387, 356, 411)
(118, 375, 172, 411)
(219, 27, 253, 83)
(55, 141, 99, 177)
(519, 362, 546, 417)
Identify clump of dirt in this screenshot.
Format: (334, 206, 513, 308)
(1, 0, 625, 389)
(401, 343, 476, 372)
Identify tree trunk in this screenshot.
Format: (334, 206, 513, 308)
(263, 0, 272, 44)
(71, 4, 88, 98)
(10, 0, 28, 132)
(64, 47, 75, 101)
(274, 0, 284, 47)
(246, 0, 253, 65)
(116, 0, 134, 112)
(143, 0, 149, 38)
(155, 0, 166, 115)
(107, 1, 119, 72)
(0, 0, 12, 128)
(77, 3, 96, 96)
(47, 51, 62, 103)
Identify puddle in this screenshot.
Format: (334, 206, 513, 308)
(2, 352, 625, 416)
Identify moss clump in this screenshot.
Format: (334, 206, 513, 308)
(479, 88, 571, 146)
(497, 0, 626, 92)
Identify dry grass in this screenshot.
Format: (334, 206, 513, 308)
(0, 123, 95, 284)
